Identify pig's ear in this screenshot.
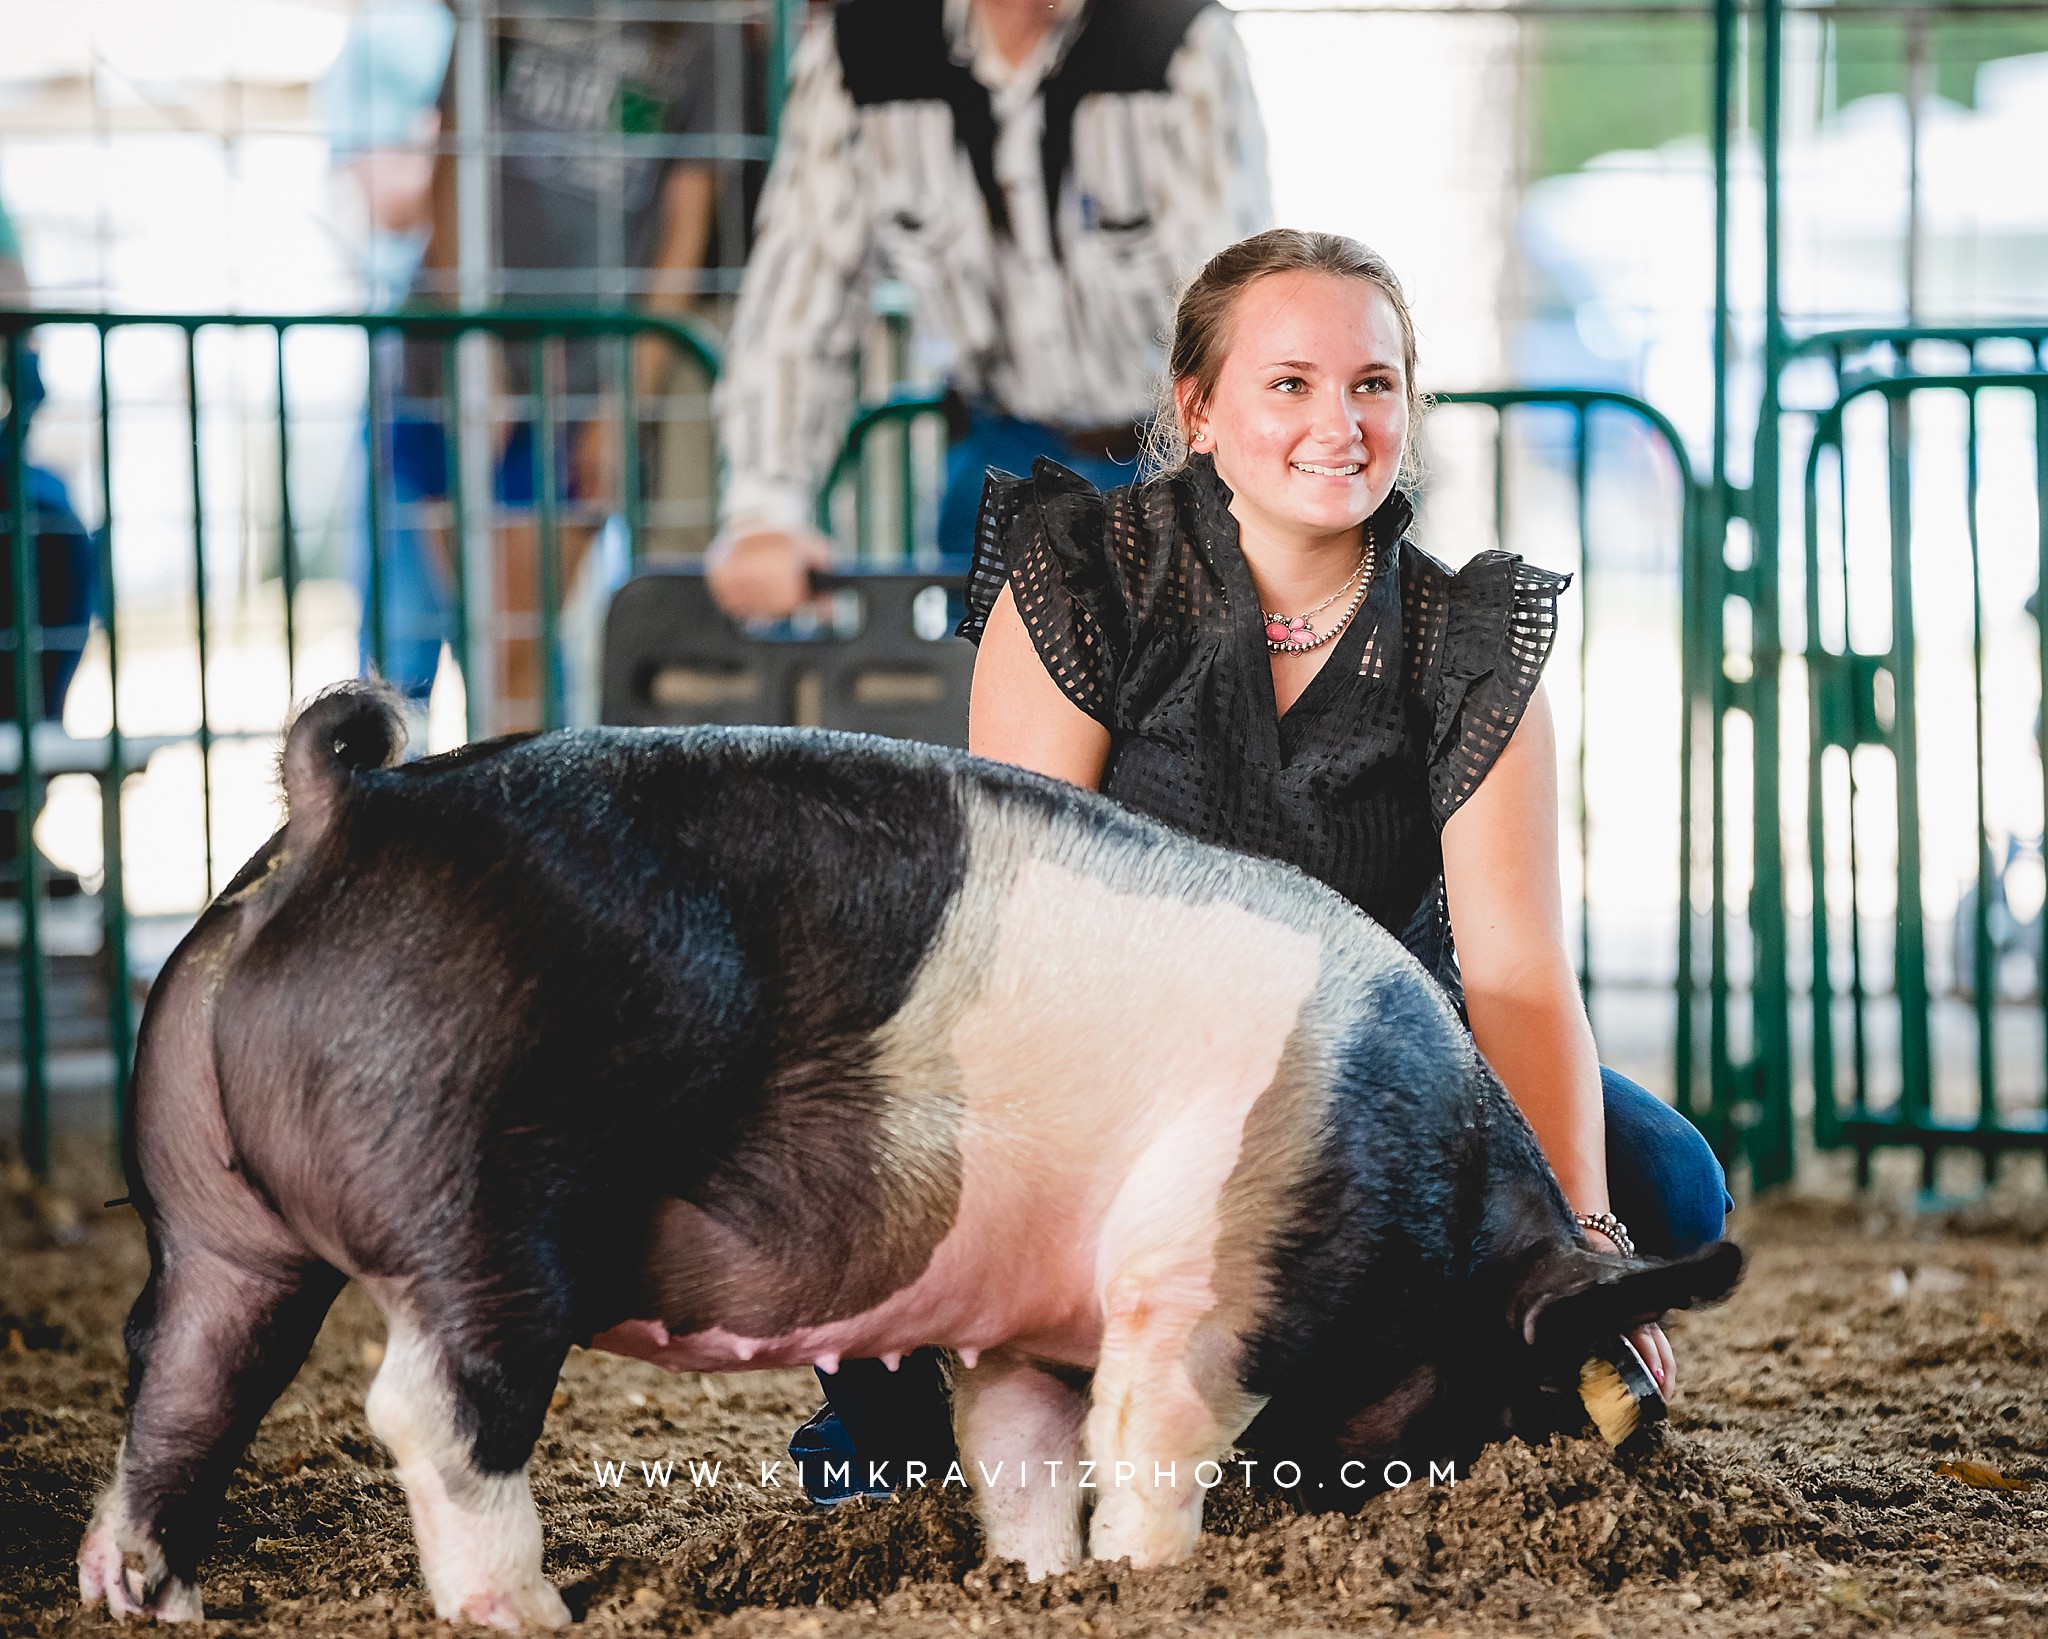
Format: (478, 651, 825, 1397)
(1513, 1238, 1744, 1358)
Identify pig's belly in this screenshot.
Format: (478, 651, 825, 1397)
(595, 851, 1327, 1374)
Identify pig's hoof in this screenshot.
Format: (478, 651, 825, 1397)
(983, 1530, 1081, 1582)
(1086, 1488, 1201, 1570)
(977, 1496, 1084, 1580)
(78, 1526, 204, 1622)
(454, 1580, 572, 1631)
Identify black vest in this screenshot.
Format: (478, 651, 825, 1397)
(834, 0, 1212, 252)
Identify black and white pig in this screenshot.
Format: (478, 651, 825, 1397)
(79, 684, 1739, 1628)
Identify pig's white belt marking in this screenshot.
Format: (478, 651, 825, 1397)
(596, 803, 1329, 1375)
(958, 854, 1321, 1311)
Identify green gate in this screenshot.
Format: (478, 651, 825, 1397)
(1787, 334, 2048, 1188)
(2, 307, 719, 1174)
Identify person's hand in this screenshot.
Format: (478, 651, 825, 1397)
(704, 525, 834, 621)
(571, 417, 617, 507)
(1582, 1221, 1678, 1396)
(1629, 1321, 1676, 1397)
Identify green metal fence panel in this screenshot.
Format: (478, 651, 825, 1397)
(1434, 390, 1739, 1162)
(1749, 326, 2048, 1195)
(0, 306, 719, 1178)
(1798, 362, 2048, 1190)
(1425, 391, 1777, 1171)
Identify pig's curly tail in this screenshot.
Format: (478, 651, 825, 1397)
(280, 679, 408, 846)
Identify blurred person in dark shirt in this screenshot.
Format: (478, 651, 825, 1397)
(373, 6, 719, 731)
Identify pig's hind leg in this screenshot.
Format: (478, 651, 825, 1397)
(362, 1283, 573, 1631)
(79, 1245, 346, 1622)
(363, 1305, 572, 1631)
(953, 1350, 1088, 1579)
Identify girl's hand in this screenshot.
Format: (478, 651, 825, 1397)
(1581, 1223, 1678, 1396)
(1629, 1321, 1676, 1396)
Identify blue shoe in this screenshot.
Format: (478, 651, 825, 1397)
(788, 1405, 895, 1504)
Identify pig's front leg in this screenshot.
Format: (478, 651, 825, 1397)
(953, 1349, 1088, 1579)
(363, 1308, 570, 1631)
(1084, 1278, 1265, 1570)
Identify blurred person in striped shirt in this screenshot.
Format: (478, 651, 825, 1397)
(706, 0, 1270, 620)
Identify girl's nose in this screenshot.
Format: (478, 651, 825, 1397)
(1314, 384, 1365, 443)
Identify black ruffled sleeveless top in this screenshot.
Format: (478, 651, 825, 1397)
(958, 453, 1570, 1010)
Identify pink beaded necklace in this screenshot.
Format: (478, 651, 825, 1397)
(1261, 530, 1375, 654)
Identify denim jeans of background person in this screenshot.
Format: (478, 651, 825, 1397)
(794, 1066, 1731, 1502)
(937, 400, 1139, 557)
(354, 413, 593, 705)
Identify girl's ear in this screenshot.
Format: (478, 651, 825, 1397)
(1172, 378, 1204, 448)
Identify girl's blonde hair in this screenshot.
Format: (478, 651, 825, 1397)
(1146, 228, 1427, 486)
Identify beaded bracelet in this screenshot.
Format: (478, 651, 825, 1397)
(1575, 1210, 1636, 1257)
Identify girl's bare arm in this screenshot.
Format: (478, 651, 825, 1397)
(967, 586, 1112, 789)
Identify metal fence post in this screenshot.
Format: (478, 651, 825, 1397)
(441, 333, 480, 744)
(1883, 390, 1932, 1181)
(96, 326, 133, 1138)
(6, 330, 49, 1176)
(184, 326, 216, 903)
(1744, 0, 1796, 1191)
(1699, 0, 1737, 1153)
(533, 335, 563, 731)
(275, 326, 300, 705)
(363, 330, 391, 681)
(2038, 384, 2048, 1153)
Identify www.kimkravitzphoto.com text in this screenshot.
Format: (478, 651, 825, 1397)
(583, 1457, 1464, 1494)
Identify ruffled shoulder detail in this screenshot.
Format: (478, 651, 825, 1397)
(957, 457, 1127, 729)
(1411, 548, 1571, 826)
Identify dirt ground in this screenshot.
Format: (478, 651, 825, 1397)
(4, 1137, 2045, 1639)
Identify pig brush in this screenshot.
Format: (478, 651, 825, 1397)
(1578, 1334, 1666, 1447)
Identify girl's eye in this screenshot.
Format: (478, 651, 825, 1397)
(1272, 376, 1306, 393)
(1356, 377, 1392, 395)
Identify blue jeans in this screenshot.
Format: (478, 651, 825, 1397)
(937, 408, 1141, 559)
(1598, 1065, 1733, 1258)
(2, 359, 98, 881)
(788, 1066, 1729, 1501)
(355, 417, 578, 702)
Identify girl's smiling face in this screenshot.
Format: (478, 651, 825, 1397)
(1180, 269, 1410, 550)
